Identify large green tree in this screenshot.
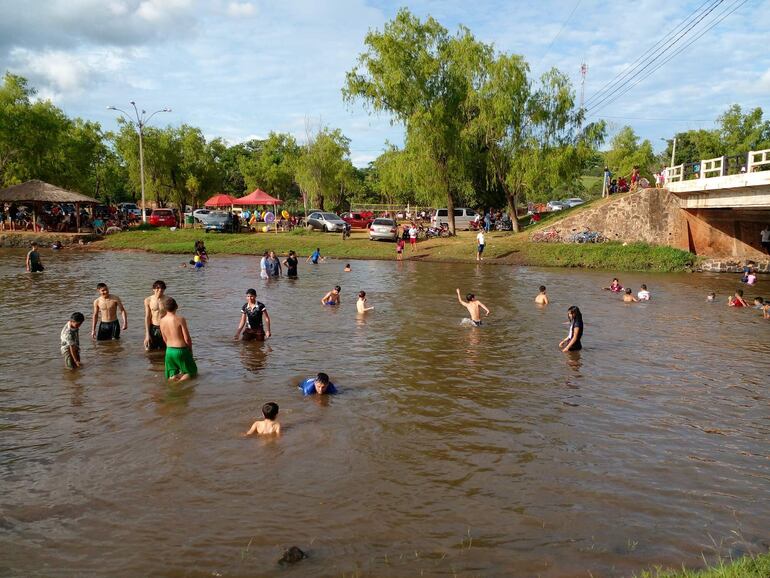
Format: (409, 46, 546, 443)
(604, 126, 655, 182)
(238, 132, 301, 199)
(294, 126, 352, 212)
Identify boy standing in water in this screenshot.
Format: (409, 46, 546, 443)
(91, 283, 127, 340)
(456, 288, 490, 326)
(26, 242, 44, 272)
(535, 285, 549, 305)
(243, 402, 281, 436)
(144, 280, 167, 350)
(623, 288, 638, 303)
(159, 297, 198, 381)
(307, 247, 322, 264)
(357, 291, 374, 313)
(321, 286, 341, 305)
(61, 312, 85, 369)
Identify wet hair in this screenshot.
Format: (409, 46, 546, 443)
(755, 296, 764, 304)
(640, 284, 647, 290)
(164, 297, 178, 312)
(70, 312, 85, 323)
(625, 288, 632, 294)
(262, 402, 279, 420)
(289, 250, 295, 256)
(96, 283, 108, 291)
(316, 247, 320, 252)
(567, 305, 583, 324)
(539, 285, 546, 293)
(315, 372, 330, 386)
(246, 288, 256, 296)
(358, 291, 366, 298)
(153, 280, 166, 290)
(334, 285, 341, 292)
(466, 293, 475, 301)
(345, 264, 351, 269)
(31, 241, 38, 247)
(736, 289, 744, 297)
(612, 278, 619, 283)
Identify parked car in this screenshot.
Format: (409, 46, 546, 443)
(203, 211, 236, 233)
(369, 218, 398, 241)
(546, 200, 566, 212)
(342, 212, 373, 229)
(118, 202, 142, 217)
(192, 209, 211, 222)
(431, 208, 479, 230)
(306, 212, 347, 232)
(148, 208, 177, 227)
(561, 198, 585, 208)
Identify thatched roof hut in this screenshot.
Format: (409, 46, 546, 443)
(0, 180, 100, 204)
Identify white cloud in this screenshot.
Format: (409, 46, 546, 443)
(226, 2, 256, 17)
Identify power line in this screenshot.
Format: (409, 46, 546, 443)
(587, 0, 749, 115)
(585, 0, 725, 110)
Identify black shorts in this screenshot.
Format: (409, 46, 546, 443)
(242, 327, 265, 341)
(30, 263, 44, 272)
(97, 320, 121, 341)
(147, 324, 165, 350)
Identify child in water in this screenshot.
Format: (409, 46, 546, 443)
(243, 402, 281, 436)
(707, 292, 716, 302)
(321, 286, 341, 305)
(637, 284, 651, 301)
(535, 285, 549, 305)
(623, 288, 638, 302)
(344, 264, 352, 272)
(604, 278, 623, 292)
(357, 291, 374, 313)
(559, 306, 584, 352)
(299, 372, 338, 396)
(61, 312, 85, 369)
(728, 290, 749, 307)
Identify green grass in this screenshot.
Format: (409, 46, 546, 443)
(96, 226, 697, 272)
(636, 552, 770, 578)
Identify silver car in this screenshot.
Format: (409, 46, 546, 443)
(369, 218, 398, 241)
(306, 211, 347, 232)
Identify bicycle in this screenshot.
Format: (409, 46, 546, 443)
(530, 229, 561, 243)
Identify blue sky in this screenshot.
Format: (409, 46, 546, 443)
(2, 0, 769, 166)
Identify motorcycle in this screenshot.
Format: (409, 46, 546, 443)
(426, 222, 450, 238)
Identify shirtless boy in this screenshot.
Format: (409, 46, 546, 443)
(243, 402, 281, 436)
(144, 280, 167, 350)
(535, 285, 549, 305)
(623, 288, 638, 303)
(159, 297, 198, 381)
(456, 288, 490, 326)
(322, 286, 341, 305)
(357, 291, 374, 313)
(91, 283, 127, 340)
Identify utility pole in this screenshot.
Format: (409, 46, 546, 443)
(579, 63, 588, 111)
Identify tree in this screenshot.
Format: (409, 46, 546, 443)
(294, 126, 351, 212)
(238, 132, 300, 199)
(717, 104, 770, 156)
(604, 126, 655, 182)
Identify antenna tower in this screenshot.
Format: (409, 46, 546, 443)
(580, 62, 588, 110)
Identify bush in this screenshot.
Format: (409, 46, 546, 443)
(135, 223, 159, 231)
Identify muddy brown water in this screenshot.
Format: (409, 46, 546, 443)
(1, 248, 769, 577)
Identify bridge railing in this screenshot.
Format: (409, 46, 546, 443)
(700, 156, 724, 178)
(748, 149, 770, 173)
(666, 148, 770, 183)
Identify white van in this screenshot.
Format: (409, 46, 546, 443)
(431, 208, 479, 230)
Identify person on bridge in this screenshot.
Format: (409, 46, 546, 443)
(761, 225, 770, 254)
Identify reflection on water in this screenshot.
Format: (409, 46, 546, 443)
(0, 248, 769, 577)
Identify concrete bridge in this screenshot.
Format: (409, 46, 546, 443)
(664, 149, 770, 259)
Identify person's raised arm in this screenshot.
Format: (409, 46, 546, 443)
(233, 312, 247, 340)
(117, 297, 127, 330)
(456, 288, 466, 305)
(263, 310, 271, 339)
(143, 298, 152, 348)
(91, 299, 99, 339)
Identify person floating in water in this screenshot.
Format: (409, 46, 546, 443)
(344, 263, 351, 272)
(535, 285, 549, 305)
(144, 280, 167, 350)
(159, 297, 198, 381)
(728, 290, 749, 307)
(234, 288, 271, 341)
(243, 402, 281, 436)
(456, 288, 490, 326)
(61, 312, 85, 370)
(637, 284, 651, 301)
(307, 247, 322, 264)
(299, 372, 338, 396)
(322, 285, 341, 305)
(91, 283, 127, 341)
(559, 306, 584, 352)
(623, 288, 638, 303)
(26, 242, 44, 272)
(604, 278, 623, 292)
(706, 292, 716, 302)
(357, 291, 374, 313)
(283, 250, 299, 279)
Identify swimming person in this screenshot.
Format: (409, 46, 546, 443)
(707, 292, 716, 302)
(283, 250, 299, 279)
(298, 372, 338, 396)
(357, 291, 374, 313)
(637, 284, 651, 301)
(91, 283, 127, 341)
(753, 296, 765, 309)
(143, 280, 167, 350)
(623, 288, 638, 303)
(26, 242, 44, 272)
(61, 312, 85, 370)
(456, 288, 490, 326)
(234, 288, 271, 340)
(728, 290, 749, 307)
(604, 278, 623, 292)
(535, 285, 549, 305)
(266, 250, 282, 278)
(344, 264, 352, 272)
(559, 306, 584, 352)
(159, 297, 198, 381)
(243, 402, 281, 436)
(322, 286, 341, 305)
(307, 247, 322, 264)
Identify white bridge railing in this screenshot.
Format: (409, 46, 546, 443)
(665, 148, 770, 183)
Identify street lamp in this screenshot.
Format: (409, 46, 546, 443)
(107, 102, 171, 222)
(660, 136, 677, 167)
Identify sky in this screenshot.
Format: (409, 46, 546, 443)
(1, 0, 769, 167)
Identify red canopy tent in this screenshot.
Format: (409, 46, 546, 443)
(204, 193, 238, 208)
(236, 189, 282, 206)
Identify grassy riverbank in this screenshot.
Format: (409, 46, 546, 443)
(637, 552, 770, 577)
(96, 227, 697, 272)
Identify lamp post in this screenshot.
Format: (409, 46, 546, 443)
(660, 136, 677, 167)
(107, 102, 171, 222)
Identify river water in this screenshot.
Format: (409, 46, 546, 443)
(0, 248, 768, 577)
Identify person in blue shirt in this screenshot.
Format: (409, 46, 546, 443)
(298, 372, 338, 396)
(306, 247, 322, 264)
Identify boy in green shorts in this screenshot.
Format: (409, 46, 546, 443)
(61, 312, 85, 369)
(159, 297, 198, 381)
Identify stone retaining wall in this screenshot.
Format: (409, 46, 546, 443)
(0, 232, 100, 248)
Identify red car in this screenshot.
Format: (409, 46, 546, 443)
(149, 208, 177, 227)
(342, 212, 373, 229)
